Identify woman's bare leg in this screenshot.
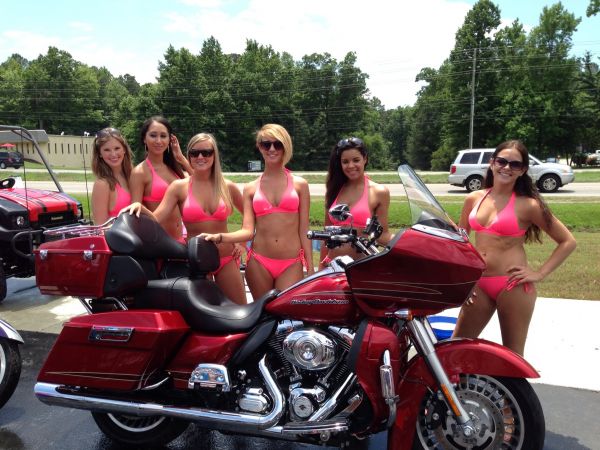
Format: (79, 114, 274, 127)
(496, 284, 537, 356)
(215, 261, 247, 305)
(274, 262, 304, 292)
(452, 287, 497, 339)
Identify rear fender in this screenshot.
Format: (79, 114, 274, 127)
(388, 338, 539, 450)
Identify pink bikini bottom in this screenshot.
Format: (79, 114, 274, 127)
(246, 248, 306, 279)
(212, 255, 240, 276)
(477, 275, 532, 302)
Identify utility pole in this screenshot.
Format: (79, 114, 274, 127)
(469, 47, 477, 149)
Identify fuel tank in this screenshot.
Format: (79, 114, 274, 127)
(265, 271, 360, 325)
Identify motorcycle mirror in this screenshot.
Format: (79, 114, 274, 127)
(329, 204, 351, 222)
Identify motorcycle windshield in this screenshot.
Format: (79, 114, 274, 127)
(397, 165, 463, 241)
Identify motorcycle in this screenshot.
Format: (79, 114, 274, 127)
(33, 166, 545, 449)
(0, 318, 23, 409)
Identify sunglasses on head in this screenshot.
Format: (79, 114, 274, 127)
(493, 156, 525, 171)
(96, 127, 121, 138)
(258, 140, 284, 151)
(188, 149, 214, 158)
(336, 137, 365, 154)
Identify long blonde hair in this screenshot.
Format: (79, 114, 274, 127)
(92, 128, 133, 190)
(186, 133, 233, 210)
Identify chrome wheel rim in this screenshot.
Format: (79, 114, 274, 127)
(467, 178, 482, 191)
(542, 177, 557, 192)
(416, 374, 525, 449)
(0, 344, 6, 383)
(107, 413, 166, 433)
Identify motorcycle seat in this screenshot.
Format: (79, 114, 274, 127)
(105, 213, 188, 260)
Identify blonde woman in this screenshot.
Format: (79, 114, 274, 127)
(200, 124, 313, 300)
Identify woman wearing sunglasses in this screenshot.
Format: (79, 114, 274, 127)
(452, 140, 576, 355)
(124, 133, 247, 304)
(200, 123, 313, 300)
(318, 137, 392, 270)
(91, 127, 134, 224)
(130, 116, 192, 240)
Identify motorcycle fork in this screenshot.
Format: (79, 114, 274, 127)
(403, 316, 476, 437)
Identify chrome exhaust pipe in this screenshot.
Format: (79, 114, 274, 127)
(35, 356, 284, 432)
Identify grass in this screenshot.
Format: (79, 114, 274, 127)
(68, 192, 599, 301)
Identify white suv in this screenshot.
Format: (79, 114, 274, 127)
(448, 148, 575, 193)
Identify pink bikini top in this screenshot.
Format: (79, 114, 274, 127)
(182, 179, 231, 223)
(468, 189, 526, 237)
(329, 176, 371, 229)
(108, 183, 131, 218)
(252, 169, 299, 217)
(142, 159, 179, 203)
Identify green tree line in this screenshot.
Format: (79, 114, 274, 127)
(0, 0, 599, 170)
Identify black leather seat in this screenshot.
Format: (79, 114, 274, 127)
(105, 213, 188, 260)
(134, 236, 279, 332)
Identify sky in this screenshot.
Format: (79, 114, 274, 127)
(0, 0, 598, 109)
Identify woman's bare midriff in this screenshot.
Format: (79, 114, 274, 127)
(185, 221, 235, 258)
(146, 201, 182, 238)
(474, 233, 528, 276)
(253, 213, 301, 258)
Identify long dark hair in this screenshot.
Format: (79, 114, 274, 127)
(139, 116, 184, 178)
(325, 137, 368, 208)
(484, 140, 552, 243)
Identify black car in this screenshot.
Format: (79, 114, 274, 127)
(0, 151, 23, 169)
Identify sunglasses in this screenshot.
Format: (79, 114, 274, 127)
(189, 149, 214, 158)
(336, 137, 365, 154)
(258, 140, 284, 151)
(493, 156, 525, 171)
(96, 127, 121, 138)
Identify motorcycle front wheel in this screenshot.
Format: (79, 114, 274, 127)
(92, 412, 189, 447)
(0, 338, 22, 408)
(413, 374, 545, 450)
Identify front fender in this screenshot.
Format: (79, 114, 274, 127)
(0, 318, 24, 344)
(388, 338, 538, 450)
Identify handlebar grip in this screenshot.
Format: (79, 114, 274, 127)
(307, 230, 331, 240)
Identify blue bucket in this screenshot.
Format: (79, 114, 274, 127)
(428, 316, 457, 340)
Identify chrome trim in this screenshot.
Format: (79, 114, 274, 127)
(34, 355, 284, 432)
(412, 224, 465, 242)
(39, 249, 48, 260)
(283, 330, 336, 371)
(88, 326, 133, 343)
(282, 420, 348, 435)
(83, 250, 93, 261)
(188, 364, 231, 391)
(380, 350, 398, 428)
(308, 373, 356, 422)
(0, 319, 24, 344)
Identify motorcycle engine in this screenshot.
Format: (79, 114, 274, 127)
(267, 321, 355, 421)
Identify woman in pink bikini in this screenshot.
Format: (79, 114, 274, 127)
(200, 124, 313, 300)
(91, 127, 134, 224)
(319, 137, 392, 269)
(124, 133, 246, 304)
(452, 140, 576, 355)
(130, 116, 192, 240)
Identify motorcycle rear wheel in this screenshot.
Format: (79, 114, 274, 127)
(92, 411, 189, 447)
(0, 338, 22, 408)
(413, 374, 544, 450)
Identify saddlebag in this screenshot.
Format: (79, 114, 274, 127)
(37, 310, 190, 390)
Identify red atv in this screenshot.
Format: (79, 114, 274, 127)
(0, 126, 85, 302)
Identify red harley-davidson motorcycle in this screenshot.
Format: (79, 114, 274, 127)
(33, 166, 544, 449)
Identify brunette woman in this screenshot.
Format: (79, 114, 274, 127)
(124, 133, 246, 304)
(91, 127, 134, 224)
(129, 116, 192, 240)
(452, 140, 576, 355)
(200, 124, 313, 300)
(319, 137, 392, 269)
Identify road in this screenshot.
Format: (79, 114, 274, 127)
(14, 180, 600, 197)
